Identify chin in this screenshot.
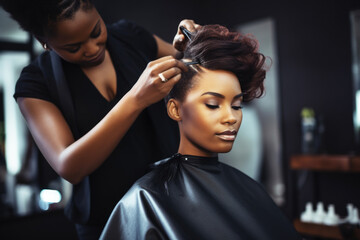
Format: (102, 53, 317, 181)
(218, 149, 232, 153)
(213, 145, 234, 153)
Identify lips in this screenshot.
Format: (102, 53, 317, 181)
(216, 130, 237, 141)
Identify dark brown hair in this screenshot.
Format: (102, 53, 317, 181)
(166, 24, 267, 103)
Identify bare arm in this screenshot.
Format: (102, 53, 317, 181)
(18, 56, 187, 184)
(154, 35, 178, 58)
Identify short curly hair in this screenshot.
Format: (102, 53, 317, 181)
(0, 0, 94, 38)
(166, 24, 267, 103)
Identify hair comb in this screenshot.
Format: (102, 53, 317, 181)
(184, 61, 199, 66)
(180, 26, 193, 42)
(180, 26, 200, 67)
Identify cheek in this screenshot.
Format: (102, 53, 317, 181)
(182, 106, 198, 130)
(99, 30, 107, 44)
(181, 106, 216, 143)
(99, 24, 108, 44)
(236, 111, 243, 129)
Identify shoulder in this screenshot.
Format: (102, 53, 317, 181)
(20, 51, 48, 76)
(220, 162, 269, 192)
(14, 51, 53, 101)
(132, 169, 161, 191)
(116, 171, 165, 215)
(101, 170, 167, 239)
(219, 162, 253, 179)
(122, 161, 171, 198)
(17, 51, 54, 81)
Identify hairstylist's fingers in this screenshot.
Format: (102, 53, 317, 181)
(150, 57, 188, 74)
(166, 72, 182, 84)
(130, 55, 188, 108)
(173, 19, 201, 51)
(149, 56, 184, 70)
(178, 19, 197, 33)
(194, 23, 201, 31)
(157, 66, 182, 83)
(172, 58, 188, 72)
(173, 36, 185, 52)
(174, 34, 185, 44)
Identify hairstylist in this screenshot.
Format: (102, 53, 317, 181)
(0, 0, 200, 239)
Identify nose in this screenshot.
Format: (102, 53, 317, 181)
(83, 39, 100, 57)
(221, 107, 239, 125)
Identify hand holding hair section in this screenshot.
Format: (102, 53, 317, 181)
(158, 73, 168, 83)
(173, 19, 201, 51)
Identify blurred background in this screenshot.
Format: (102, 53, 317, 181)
(0, 0, 360, 239)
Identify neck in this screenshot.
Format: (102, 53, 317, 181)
(177, 139, 218, 158)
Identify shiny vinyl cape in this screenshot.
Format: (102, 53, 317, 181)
(100, 154, 301, 240)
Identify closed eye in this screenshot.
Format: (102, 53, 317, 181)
(90, 27, 101, 38)
(67, 46, 81, 53)
(205, 104, 219, 109)
(232, 106, 243, 110)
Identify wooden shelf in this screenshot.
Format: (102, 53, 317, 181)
(290, 155, 360, 172)
(291, 155, 360, 239)
(294, 219, 360, 240)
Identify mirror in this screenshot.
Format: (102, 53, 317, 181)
(350, 9, 360, 151)
(219, 18, 285, 206)
(0, 8, 71, 220)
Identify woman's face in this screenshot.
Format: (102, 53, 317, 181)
(176, 68, 243, 157)
(46, 6, 107, 68)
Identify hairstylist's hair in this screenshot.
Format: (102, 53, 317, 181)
(0, 0, 94, 38)
(167, 24, 267, 103)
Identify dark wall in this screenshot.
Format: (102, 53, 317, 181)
(94, 0, 360, 153)
(93, 0, 360, 218)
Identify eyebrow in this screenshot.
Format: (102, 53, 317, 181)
(62, 20, 101, 47)
(201, 92, 244, 99)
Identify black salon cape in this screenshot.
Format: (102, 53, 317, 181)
(100, 154, 301, 240)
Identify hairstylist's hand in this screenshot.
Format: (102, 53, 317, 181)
(173, 19, 201, 52)
(129, 56, 187, 109)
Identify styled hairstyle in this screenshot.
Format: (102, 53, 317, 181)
(0, 0, 94, 38)
(166, 24, 267, 103)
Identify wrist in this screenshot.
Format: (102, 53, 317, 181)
(122, 90, 148, 112)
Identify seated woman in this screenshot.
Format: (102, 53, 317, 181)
(100, 25, 301, 240)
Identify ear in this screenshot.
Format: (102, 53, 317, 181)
(167, 99, 181, 122)
(35, 36, 50, 50)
